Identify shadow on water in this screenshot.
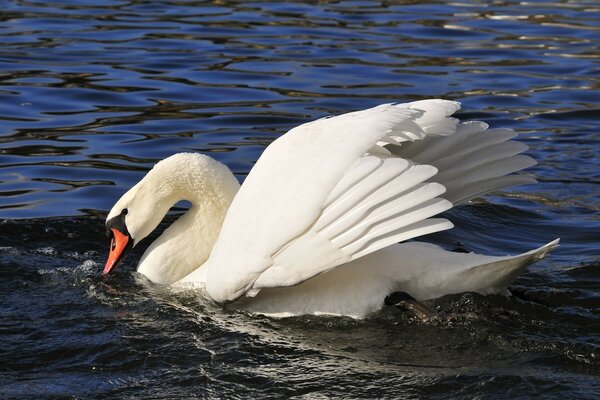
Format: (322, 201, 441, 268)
(0, 0, 599, 398)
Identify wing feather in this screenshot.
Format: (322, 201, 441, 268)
(390, 122, 536, 205)
(316, 157, 411, 232)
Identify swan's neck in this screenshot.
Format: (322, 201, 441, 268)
(134, 154, 240, 284)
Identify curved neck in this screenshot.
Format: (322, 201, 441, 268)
(134, 154, 240, 284)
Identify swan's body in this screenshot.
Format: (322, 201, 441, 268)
(104, 100, 558, 318)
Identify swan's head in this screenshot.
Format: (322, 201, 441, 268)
(103, 176, 167, 274)
(103, 153, 240, 275)
(103, 155, 189, 274)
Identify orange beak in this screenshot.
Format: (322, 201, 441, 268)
(104, 228, 131, 274)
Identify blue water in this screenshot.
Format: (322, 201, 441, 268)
(1, 1, 599, 398)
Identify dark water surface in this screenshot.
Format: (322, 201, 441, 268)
(1, 0, 599, 398)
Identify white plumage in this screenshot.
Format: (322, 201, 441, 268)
(105, 99, 559, 318)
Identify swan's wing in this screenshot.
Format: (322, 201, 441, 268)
(202, 100, 537, 303)
(204, 100, 459, 302)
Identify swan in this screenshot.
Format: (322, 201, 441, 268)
(103, 100, 559, 318)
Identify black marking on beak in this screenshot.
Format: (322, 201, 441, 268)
(106, 208, 130, 240)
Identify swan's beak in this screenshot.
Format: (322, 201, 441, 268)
(104, 228, 132, 274)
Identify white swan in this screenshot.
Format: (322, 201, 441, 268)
(103, 100, 559, 318)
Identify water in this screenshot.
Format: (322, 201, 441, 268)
(1, 0, 599, 398)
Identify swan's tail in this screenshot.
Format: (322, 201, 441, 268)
(453, 238, 560, 296)
(395, 239, 560, 301)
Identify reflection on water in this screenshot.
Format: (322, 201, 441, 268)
(0, 0, 599, 398)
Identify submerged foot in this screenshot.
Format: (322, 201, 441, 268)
(385, 291, 436, 321)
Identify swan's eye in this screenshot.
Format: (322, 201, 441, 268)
(121, 209, 128, 215)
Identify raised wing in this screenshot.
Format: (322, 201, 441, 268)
(204, 100, 460, 303)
